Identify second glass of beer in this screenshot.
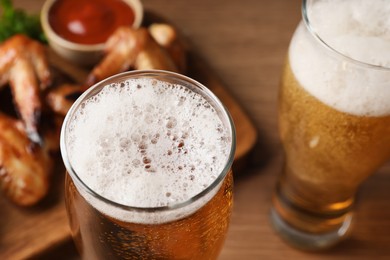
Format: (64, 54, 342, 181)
(272, 0, 390, 250)
(60, 70, 236, 259)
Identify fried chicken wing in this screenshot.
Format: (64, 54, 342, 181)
(0, 113, 53, 206)
(45, 83, 84, 117)
(149, 23, 187, 73)
(86, 26, 178, 86)
(134, 27, 178, 72)
(86, 27, 141, 86)
(0, 24, 189, 206)
(0, 35, 52, 144)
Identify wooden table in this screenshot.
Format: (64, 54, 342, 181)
(9, 0, 390, 259)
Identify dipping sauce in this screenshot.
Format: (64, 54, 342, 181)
(49, 0, 135, 45)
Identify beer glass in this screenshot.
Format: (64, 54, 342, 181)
(60, 70, 236, 259)
(271, 0, 390, 250)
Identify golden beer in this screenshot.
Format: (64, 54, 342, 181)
(65, 171, 233, 260)
(275, 61, 390, 231)
(61, 71, 236, 259)
(272, 0, 390, 250)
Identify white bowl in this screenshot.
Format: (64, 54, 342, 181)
(41, 0, 143, 67)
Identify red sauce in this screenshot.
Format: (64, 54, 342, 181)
(49, 0, 135, 44)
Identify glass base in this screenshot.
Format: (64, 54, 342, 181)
(270, 207, 353, 251)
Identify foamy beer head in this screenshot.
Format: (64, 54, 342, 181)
(290, 0, 390, 117)
(61, 71, 235, 224)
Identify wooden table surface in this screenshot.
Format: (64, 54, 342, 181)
(10, 0, 390, 259)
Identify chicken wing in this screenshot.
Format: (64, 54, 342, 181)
(0, 113, 53, 206)
(0, 35, 52, 144)
(86, 26, 178, 87)
(86, 27, 141, 86)
(148, 23, 187, 73)
(45, 83, 84, 117)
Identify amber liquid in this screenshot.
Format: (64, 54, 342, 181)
(275, 60, 390, 234)
(65, 171, 233, 260)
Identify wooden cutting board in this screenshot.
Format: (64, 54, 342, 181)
(0, 15, 257, 260)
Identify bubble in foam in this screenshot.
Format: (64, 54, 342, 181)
(290, 0, 390, 116)
(166, 116, 177, 129)
(66, 77, 231, 224)
(151, 133, 160, 144)
(119, 137, 131, 149)
(131, 133, 140, 142)
(132, 159, 141, 167)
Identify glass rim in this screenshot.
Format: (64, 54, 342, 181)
(60, 69, 236, 214)
(302, 0, 390, 71)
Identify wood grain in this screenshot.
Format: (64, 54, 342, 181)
(0, 159, 69, 260)
(5, 0, 390, 259)
(0, 12, 257, 260)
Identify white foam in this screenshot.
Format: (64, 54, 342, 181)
(65, 78, 232, 224)
(290, 0, 390, 116)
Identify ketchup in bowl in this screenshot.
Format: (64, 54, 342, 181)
(48, 0, 136, 45)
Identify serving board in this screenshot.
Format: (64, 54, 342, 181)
(0, 14, 257, 260)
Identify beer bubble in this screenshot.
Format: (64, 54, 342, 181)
(132, 159, 141, 167)
(290, 0, 390, 116)
(151, 133, 160, 144)
(66, 77, 232, 223)
(170, 134, 178, 141)
(143, 157, 151, 164)
(98, 138, 110, 148)
(166, 116, 177, 129)
(131, 133, 140, 142)
(177, 96, 186, 106)
(145, 103, 155, 112)
(119, 138, 131, 149)
(181, 131, 189, 139)
(101, 158, 112, 170)
(144, 115, 154, 124)
(132, 105, 142, 117)
(145, 166, 156, 173)
(309, 136, 320, 148)
(138, 142, 148, 150)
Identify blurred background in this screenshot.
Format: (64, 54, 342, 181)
(2, 0, 390, 259)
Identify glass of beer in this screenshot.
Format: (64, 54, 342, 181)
(271, 0, 390, 250)
(60, 70, 236, 259)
